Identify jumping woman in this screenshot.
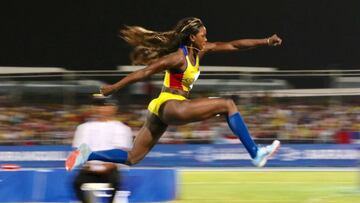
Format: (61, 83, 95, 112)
(66, 17, 282, 170)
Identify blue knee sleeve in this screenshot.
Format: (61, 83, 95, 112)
(88, 149, 128, 164)
(227, 112, 258, 158)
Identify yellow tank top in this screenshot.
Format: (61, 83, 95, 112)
(163, 46, 200, 92)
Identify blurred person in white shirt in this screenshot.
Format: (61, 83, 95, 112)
(72, 95, 133, 203)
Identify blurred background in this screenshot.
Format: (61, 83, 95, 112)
(0, 0, 359, 145)
(0, 66, 359, 146)
(0, 0, 360, 202)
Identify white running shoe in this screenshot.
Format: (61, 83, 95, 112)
(65, 143, 92, 171)
(252, 140, 281, 167)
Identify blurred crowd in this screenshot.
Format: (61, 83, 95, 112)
(0, 101, 359, 145)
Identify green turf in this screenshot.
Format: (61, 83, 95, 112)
(170, 170, 360, 203)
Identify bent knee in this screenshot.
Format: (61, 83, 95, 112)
(126, 158, 138, 166)
(126, 153, 144, 166)
(221, 98, 237, 114)
(224, 98, 235, 105)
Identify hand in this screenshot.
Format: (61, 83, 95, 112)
(267, 34, 282, 46)
(100, 85, 115, 96)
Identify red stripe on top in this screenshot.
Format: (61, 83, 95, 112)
(169, 73, 184, 90)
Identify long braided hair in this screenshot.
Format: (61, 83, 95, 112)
(120, 17, 204, 65)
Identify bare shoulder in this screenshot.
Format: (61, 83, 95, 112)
(141, 49, 186, 75)
(156, 48, 186, 69)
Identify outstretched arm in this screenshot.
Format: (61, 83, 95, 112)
(101, 51, 183, 96)
(201, 34, 282, 55)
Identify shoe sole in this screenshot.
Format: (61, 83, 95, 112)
(257, 140, 281, 168)
(65, 150, 80, 171)
(267, 140, 281, 159)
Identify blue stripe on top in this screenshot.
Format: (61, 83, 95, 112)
(181, 45, 188, 55)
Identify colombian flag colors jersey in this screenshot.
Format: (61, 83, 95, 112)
(163, 46, 200, 92)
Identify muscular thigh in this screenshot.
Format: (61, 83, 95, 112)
(159, 97, 234, 125)
(144, 113, 168, 141)
(130, 113, 168, 158)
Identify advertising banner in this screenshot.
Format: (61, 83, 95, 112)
(0, 144, 359, 168)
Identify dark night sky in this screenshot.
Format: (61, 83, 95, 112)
(0, 0, 359, 70)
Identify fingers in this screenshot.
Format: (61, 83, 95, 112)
(274, 39, 282, 46)
(99, 85, 115, 96)
(270, 34, 282, 46)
